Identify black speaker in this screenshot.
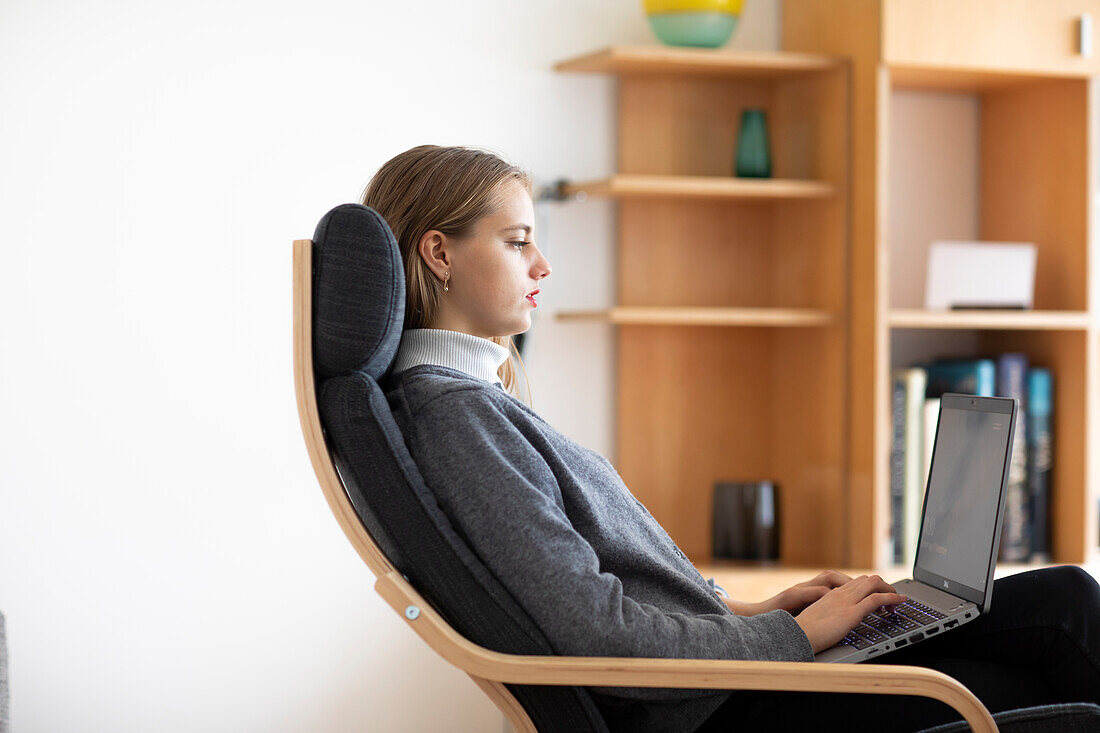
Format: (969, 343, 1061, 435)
(712, 481, 780, 561)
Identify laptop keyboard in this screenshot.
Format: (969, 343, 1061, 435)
(836, 600, 947, 651)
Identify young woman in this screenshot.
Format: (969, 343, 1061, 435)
(364, 145, 1100, 732)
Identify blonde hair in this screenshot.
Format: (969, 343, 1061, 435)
(361, 144, 532, 401)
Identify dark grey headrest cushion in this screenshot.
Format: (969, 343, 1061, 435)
(312, 204, 405, 380)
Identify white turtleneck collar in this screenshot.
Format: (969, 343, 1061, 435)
(390, 328, 510, 387)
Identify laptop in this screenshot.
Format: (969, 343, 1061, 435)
(815, 393, 1018, 663)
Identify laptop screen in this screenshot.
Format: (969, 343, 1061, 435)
(914, 394, 1016, 606)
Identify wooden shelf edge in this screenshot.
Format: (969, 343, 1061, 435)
(556, 307, 836, 327)
(561, 174, 835, 201)
(888, 309, 1091, 331)
(889, 63, 1097, 92)
(554, 45, 843, 77)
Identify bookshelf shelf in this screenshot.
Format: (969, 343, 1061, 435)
(556, 307, 836, 327)
(888, 309, 1091, 331)
(888, 64, 1093, 93)
(553, 45, 842, 77)
(560, 175, 835, 201)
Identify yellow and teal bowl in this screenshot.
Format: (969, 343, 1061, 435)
(643, 0, 743, 48)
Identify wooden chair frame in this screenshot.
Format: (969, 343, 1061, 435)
(292, 238, 998, 733)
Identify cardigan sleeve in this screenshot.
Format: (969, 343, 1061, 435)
(403, 390, 814, 697)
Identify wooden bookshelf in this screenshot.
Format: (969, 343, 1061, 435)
(554, 47, 850, 565)
(556, 5, 1100, 569)
(785, 0, 1100, 567)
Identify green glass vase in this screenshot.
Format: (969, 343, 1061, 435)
(734, 108, 772, 178)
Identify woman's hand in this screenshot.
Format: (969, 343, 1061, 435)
(760, 570, 855, 615)
(722, 570, 854, 616)
(794, 574, 908, 653)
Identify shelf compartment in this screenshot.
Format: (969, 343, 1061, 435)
(615, 199, 845, 312)
(556, 307, 835, 327)
(887, 79, 1090, 314)
(561, 174, 835, 201)
(618, 327, 847, 564)
(554, 45, 843, 78)
(889, 309, 1091, 331)
(889, 328, 1091, 564)
(614, 68, 847, 180)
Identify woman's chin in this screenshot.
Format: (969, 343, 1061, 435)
(510, 314, 533, 335)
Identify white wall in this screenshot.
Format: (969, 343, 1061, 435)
(0, 1, 779, 731)
(888, 91, 981, 311)
(888, 90, 982, 367)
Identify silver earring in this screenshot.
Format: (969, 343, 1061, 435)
(443, 271, 450, 292)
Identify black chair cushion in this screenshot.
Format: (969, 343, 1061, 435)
(918, 702, 1100, 733)
(312, 204, 405, 381)
(320, 373, 608, 733)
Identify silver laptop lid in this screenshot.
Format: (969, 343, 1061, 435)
(913, 393, 1018, 614)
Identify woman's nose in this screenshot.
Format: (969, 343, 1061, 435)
(535, 252, 552, 279)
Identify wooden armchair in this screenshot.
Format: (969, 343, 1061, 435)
(291, 204, 999, 733)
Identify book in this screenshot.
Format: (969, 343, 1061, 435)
(1026, 368, 1053, 562)
(889, 374, 907, 565)
(996, 353, 1030, 562)
(924, 359, 996, 399)
(892, 367, 927, 568)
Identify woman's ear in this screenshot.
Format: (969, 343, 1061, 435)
(417, 229, 451, 280)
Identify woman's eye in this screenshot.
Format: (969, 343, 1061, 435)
(509, 241, 529, 249)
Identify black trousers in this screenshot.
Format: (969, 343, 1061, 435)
(697, 565, 1100, 732)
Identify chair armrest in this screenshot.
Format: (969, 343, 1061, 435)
(375, 571, 997, 733)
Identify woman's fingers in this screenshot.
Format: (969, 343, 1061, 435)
(871, 575, 901, 596)
(781, 585, 830, 612)
(844, 576, 905, 619)
(798, 569, 853, 590)
(800, 586, 830, 603)
(859, 591, 908, 616)
(851, 574, 896, 594)
(822, 567, 853, 585)
(771, 585, 830, 614)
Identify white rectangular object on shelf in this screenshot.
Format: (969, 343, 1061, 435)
(925, 241, 1036, 310)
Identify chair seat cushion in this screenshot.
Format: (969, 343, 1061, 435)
(917, 702, 1100, 733)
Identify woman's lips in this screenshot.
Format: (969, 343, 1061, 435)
(526, 289, 540, 307)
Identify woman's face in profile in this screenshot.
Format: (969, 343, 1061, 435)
(442, 180, 552, 338)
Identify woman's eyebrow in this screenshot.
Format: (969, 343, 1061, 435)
(499, 224, 532, 234)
